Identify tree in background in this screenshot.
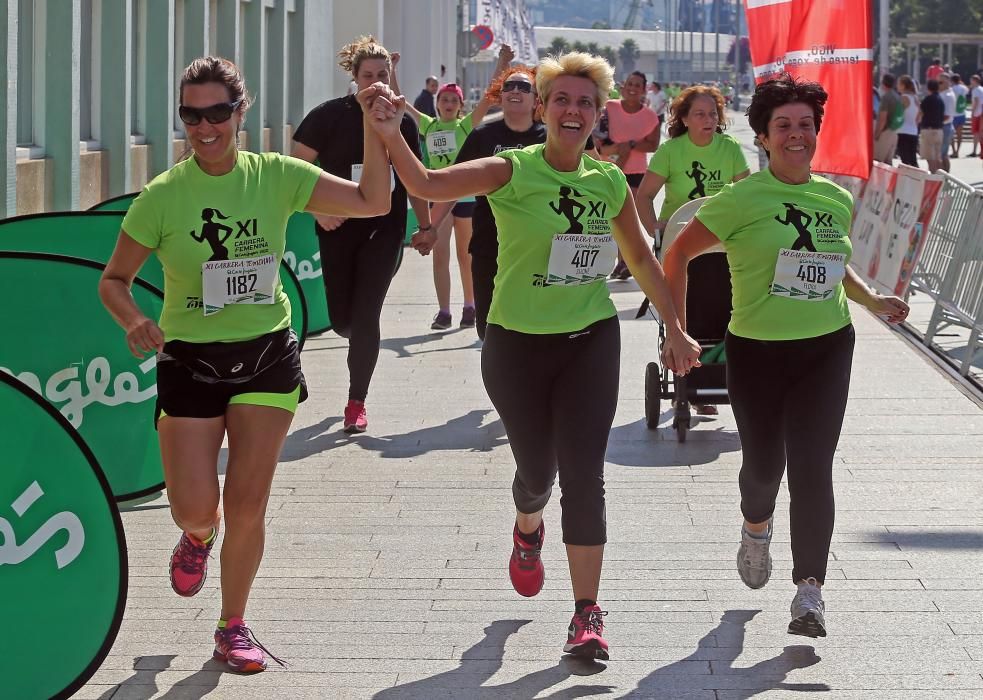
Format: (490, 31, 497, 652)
(548, 36, 571, 56)
(619, 38, 641, 76)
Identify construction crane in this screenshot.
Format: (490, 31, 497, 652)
(623, 0, 654, 30)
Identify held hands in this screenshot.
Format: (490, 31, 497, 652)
(125, 317, 164, 359)
(357, 82, 405, 140)
(411, 228, 437, 256)
(866, 293, 910, 324)
(661, 327, 702, 376)
(316, 215, 348, 231)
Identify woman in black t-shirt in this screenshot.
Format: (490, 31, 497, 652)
(292, 36, 436, 434)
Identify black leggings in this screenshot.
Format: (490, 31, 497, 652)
(481, 316, 620, 546)
(897, 133, 919, 167)
(318, 225, 402, 402)
(726, 324, 854, 584)
(471, 252, 497, 341)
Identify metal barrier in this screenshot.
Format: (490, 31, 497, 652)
(910, 172, 983, 378)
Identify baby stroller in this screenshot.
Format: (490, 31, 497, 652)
(640, 197, 732, 442)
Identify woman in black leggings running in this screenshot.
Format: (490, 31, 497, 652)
(362, 52, 701, 660)
(664, 74, 909, 638)
(292, 36, 435, 434)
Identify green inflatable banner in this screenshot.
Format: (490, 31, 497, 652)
(0, 253, 165, 501)
(88, 192, 137, 211)
(0, 371, 127, 700)
(0, 211, 309, 347)
(284, 211, 331, 335)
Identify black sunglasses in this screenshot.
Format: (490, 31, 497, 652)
(178, 99, 243, 126)
(502, 80, 533, 94)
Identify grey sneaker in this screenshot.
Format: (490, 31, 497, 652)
(430, 311, 452, 331)
(789, 577, 827, 638)
(737, 518, 773, 589)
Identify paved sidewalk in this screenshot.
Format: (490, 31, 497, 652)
(80, 120, 983, 699)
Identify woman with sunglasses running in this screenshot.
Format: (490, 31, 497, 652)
(394, 46, 514, 330)
(99, 56, 392, 673)
(362, 52, 702, 660)
(292, 36, 434, 434)
(454, 64, 545, 340)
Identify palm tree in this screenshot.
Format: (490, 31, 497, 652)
(548, 36, 571, 56)
(619, 38, 641, 75)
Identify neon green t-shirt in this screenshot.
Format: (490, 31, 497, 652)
(648, 132, 749, 220)
(418, 113, 475, 169)
(486, 145, 628, 334)
(695, 168, 854, 341)
(122, 151, 320, 343)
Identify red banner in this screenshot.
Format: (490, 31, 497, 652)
(743, 0, 873, 179)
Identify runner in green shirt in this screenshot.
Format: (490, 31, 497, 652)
(396, 46, 513, 329)
(663, 73, 910, 640)
(636, 85, 750, 416)
(362, 51, 701, 661)
(99, 56, 392, 673)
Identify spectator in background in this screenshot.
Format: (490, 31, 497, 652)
(970, 74, 983, 157)
(873, 74, 901, 164)
(950, 73, 969, 157)
(939, 73, 956, 172)
(926, 58, 944, 83)
(648, 81, 668, 149)
(895, 75, 920, 167)
(918, 79, 945, 173)
(413, 75, 439, 118)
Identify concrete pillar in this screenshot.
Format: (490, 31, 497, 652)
(332, 0, 384, 95)
(183, 0, 211, 64)
(243, 0, 268, 152)
(216, 0, 240, 64)
(1, 1, 17, 217)
(267, 0, 288, 152)
(145, 0, 175, 176)
(100, 0, 132, 197)
(294, 0, 333, 116)
(44, 0, 81, 210)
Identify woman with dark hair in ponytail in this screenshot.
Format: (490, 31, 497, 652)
(99, 56, 393, 672)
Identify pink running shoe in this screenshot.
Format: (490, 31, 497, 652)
(169, 526, 217, 597)
(564, 604, 610, 660)
(509, 522, 545, 597)
(343, 400, 368, 434)
(213, 617, 286, 673)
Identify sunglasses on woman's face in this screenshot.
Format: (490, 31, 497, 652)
(178, 99, 243, 126)
(502, 80, 533, 94)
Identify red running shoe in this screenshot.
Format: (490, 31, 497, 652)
(509, 522, 545, 597)
(343, 400, 368, 433)
(213, 617, 286, 673)
(564, 604, 610, 660)
(169, 526, 217, 597)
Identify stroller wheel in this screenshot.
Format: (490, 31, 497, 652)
(645, 362, 661, 430)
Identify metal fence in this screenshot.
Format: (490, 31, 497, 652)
(909, 173, 983, 379)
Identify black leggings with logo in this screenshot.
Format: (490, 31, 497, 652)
(481, 316, 620, 546)
(726, 323, 855, 584)
(318, 224, 402, 402)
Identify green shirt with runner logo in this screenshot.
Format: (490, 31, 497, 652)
(695, 168, 854, 341)
(122, 151, 320, 343)
(486, 145, 627, 334)
(419, 112, 476, 204)
(648, 131, 749, 220)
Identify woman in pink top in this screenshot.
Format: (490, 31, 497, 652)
(598, 71, 662, 279)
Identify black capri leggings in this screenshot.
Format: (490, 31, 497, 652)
(471, 252, 497, 341)
(726, 323, 855, 584)
(896, 133, 919, 167)
(481, 316, 620, 546)
(318, 224, 403, 402)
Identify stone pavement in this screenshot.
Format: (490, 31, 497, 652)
(79, 116, 983, 699)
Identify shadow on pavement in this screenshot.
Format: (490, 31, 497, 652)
(605, 418, 742, 467)
(868, 528, 983, 550)
(281, 409, 507, 460)
(373, 619, 614, 699)
(96, 654, 174, 700)
(622, 610, 829, 698)
(380, 331, 483, 359)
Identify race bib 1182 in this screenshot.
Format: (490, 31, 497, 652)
(201, 254, 278, 316)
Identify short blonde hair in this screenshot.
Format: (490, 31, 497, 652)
(536, 52, 614, 109)
(338, 35, 390, 77)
